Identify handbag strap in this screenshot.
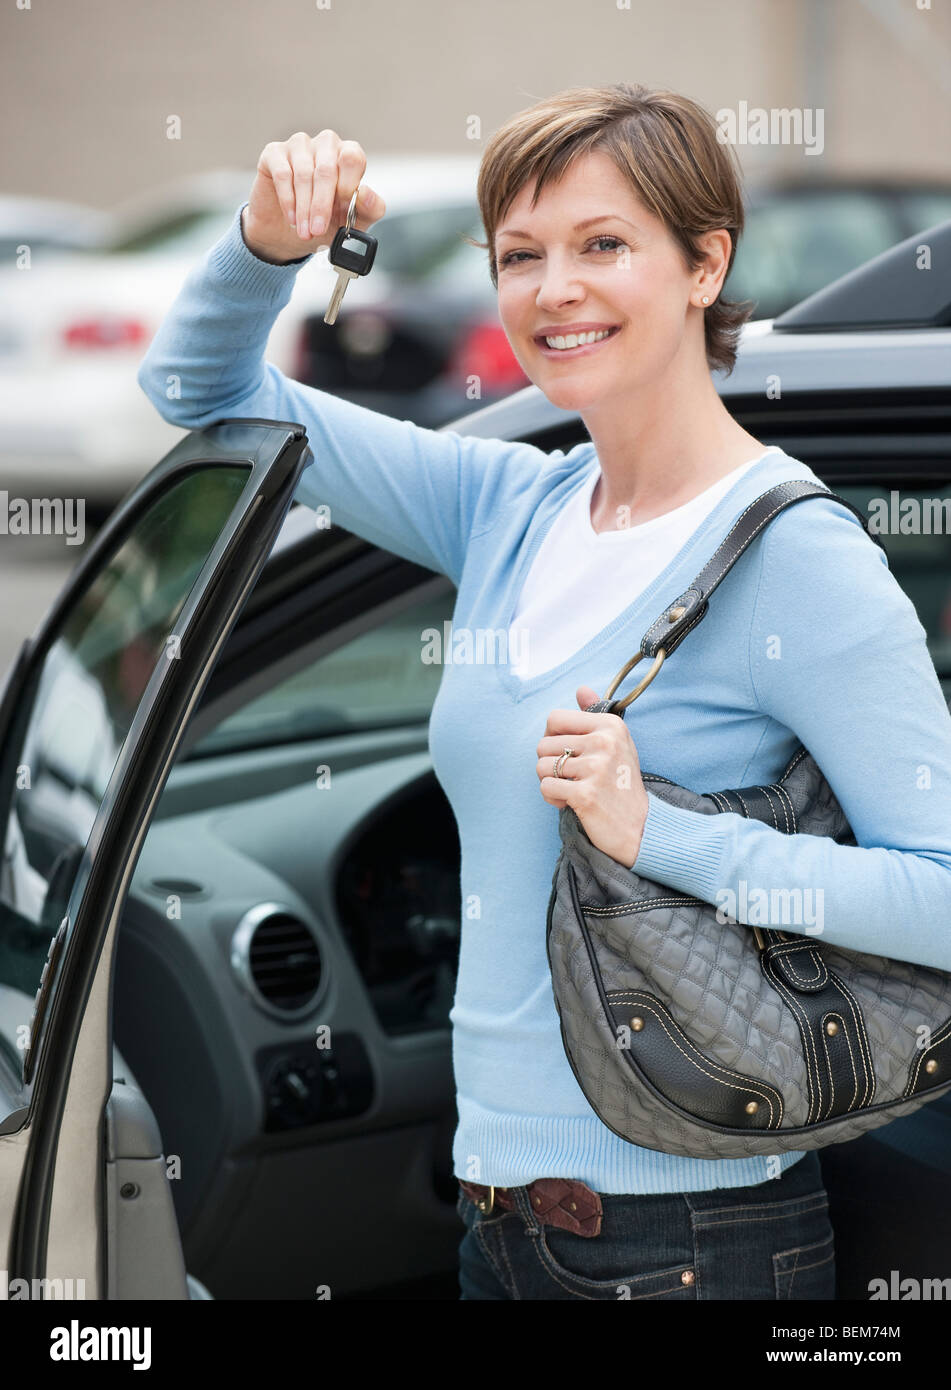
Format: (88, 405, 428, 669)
(596, 480, 886, 714)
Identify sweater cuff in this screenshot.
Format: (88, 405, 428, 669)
(208, 201, 316, 303)
(630, 790, 728, 899)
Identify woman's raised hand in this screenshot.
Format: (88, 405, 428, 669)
(242, 129, 386, 265)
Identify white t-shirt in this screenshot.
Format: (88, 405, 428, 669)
(508, 448, 781, 680)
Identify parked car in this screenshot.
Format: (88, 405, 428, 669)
(0, 159, 480, 512)
(0, 218, 949, 1300)
(0, 194, 115, 267)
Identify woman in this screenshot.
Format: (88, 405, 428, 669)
(137, 82, 951, 1300)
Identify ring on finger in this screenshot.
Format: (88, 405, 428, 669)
(554, 748, 577, 779)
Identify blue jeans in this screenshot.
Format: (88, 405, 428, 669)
(456, 1150, 835, 1300)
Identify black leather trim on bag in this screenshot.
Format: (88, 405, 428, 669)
(605, 987, 785, 1129)
(758, 947, 875, 1122)
(546, 480, 951, 1158)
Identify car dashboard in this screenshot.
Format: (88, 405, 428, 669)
(113, 732, 462, 1298)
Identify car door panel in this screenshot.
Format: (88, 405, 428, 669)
(0, 419, 311, 1298)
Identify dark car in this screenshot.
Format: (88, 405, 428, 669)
(0, 218, 949, 1300)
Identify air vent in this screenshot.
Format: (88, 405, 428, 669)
(230, 904, 323, 1019)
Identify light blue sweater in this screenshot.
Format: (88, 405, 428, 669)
(137, 201, 951, 1194)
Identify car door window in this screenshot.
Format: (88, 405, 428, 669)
(899, 191, 951, 237)
(187, 587, 455, 756)
(371, 203, 479, 280)
(730, 192, 898, 319)
(0, 467, 250, 1001)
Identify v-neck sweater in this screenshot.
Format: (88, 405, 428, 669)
(136, 201, 951, 1194)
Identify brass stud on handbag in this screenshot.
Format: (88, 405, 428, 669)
(545, 481, 951, 1159)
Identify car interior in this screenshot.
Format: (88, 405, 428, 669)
(2, 388, 951, 1299)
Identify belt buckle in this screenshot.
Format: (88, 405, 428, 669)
(476, 1184, 495, 1216)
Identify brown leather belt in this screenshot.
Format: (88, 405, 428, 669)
(459, 1177, 603, 1237)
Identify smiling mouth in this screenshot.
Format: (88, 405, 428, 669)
(534, 325, 621, 355)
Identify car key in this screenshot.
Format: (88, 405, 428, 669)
(324, 186, 378, 325)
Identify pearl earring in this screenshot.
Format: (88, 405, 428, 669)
(701, 295, 710, 304)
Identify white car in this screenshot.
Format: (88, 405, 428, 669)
(0, 158, 480, 512)
(0, 194, 114, 266)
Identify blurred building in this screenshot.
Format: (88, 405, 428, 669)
(1, 0, 949, 207)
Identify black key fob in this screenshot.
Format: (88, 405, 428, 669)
(329, 225, 377, 275)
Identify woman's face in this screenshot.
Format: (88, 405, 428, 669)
(494, 149, 703, 414)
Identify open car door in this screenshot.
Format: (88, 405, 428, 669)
(0, 420, 310, 1299)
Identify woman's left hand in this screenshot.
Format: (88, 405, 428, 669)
(537, 684, 650, 867)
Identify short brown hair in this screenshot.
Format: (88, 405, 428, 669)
(472, 82, 755, 376)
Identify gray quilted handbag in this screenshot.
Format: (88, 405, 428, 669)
(546, 481, 951, 1159)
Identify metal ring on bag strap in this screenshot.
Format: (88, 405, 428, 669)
(603, 648, 667, 710)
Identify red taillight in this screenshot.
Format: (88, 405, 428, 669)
(62, 316, 149, 349)
(448, 321, 527, 391)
